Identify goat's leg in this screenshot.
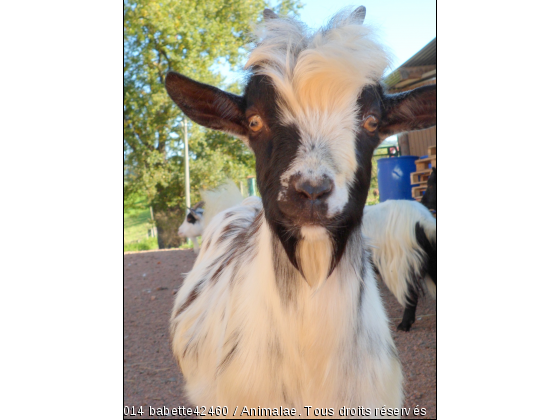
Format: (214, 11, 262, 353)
(397, 284, 419, 332)
(192, 237, 200, 254)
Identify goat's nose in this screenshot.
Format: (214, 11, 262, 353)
(294, 178, 334, 201)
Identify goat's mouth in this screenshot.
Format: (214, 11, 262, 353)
(277, 196, 331, 228)
(279, 204, 331, 229)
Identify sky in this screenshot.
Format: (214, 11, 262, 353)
(297, 0, 436, 72)
(223, 0, 435, 84)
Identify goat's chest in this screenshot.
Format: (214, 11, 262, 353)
(207, 257, 362, 408)
(174, 222, 400, 415)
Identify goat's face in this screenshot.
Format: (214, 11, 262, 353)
(243, 75, 385, 250)
(166, 6, 437, 273)
(178, 209, 204, 238)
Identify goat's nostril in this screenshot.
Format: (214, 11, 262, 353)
(295, 179, 333, 201)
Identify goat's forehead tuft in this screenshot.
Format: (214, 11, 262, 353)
(245, 8, 390, 114)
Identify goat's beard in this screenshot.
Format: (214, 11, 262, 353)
(297, 229, 333, 289)
(265, 198, 362, 284)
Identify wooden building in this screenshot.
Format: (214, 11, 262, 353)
(384, 38, 436, 158)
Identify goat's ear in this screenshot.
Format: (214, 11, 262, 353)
(165, 71, 249, 141)
(350, 6, 366, 24)
(192, 201, 205, 211)
(263, 8, 279, 20)
(379, 85, 436, 139)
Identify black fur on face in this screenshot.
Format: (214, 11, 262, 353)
(186, 209, 203, 225)
(242, 75, 304, 270)
(319, 85, 385, 273)
(187, 213, 197, 224)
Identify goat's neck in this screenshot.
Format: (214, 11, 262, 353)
(262, 219, 366, 309)
(246, 220, 368, 375)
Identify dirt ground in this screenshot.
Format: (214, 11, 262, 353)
(124, 249, 436, 419)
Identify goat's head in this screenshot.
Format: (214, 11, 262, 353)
(178, 205, 204, 238)
(166, 6, 436, 276)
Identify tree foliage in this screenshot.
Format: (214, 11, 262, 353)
(124, 0, 302, 246)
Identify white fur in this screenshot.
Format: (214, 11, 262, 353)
(172, 198, 402, 418)
(247, 9, 391, 221)
(300, 225, 329, 242)
(246, 9, 389, 115)
(362, 200, 436, 307)
(297, 232, 332, 288)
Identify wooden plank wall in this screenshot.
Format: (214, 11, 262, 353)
(408, 126, 437, 157)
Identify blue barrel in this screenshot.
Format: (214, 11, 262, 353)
(377, 156, 419, 202)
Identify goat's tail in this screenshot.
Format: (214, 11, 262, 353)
(363, 200, 436, 307)
(201, 180, 245, 234)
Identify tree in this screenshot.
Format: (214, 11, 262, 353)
(124, 0, 302, 248)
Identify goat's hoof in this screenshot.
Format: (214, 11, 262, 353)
(397, 322, 413, 332)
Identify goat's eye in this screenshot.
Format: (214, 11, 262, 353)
(363, 115, 379, 133)
(249, 115, 264, 132)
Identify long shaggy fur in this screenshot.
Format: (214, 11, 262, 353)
(362, 200, 436, 307)
(246, 8, 390, 117)
(171, 198, 402, 417)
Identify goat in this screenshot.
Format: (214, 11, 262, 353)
(178, 181, 244, 254)
(362, 200, 436, 332)
(421, 168, 437, 217)
(178, 201, 205, 254)
(166, 6, 436, 417)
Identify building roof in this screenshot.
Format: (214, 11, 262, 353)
(384, 38, 436, 91)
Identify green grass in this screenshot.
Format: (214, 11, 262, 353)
(366, 195, 380, 206)
(123, 194, 203, 253)
(124, 237, 159, 253)
(366, 157, 381, 206)
(124, 195, 159, 252)
(179, 240, 196, 250)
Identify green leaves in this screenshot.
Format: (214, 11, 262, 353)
(124, 0, 302, 240)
